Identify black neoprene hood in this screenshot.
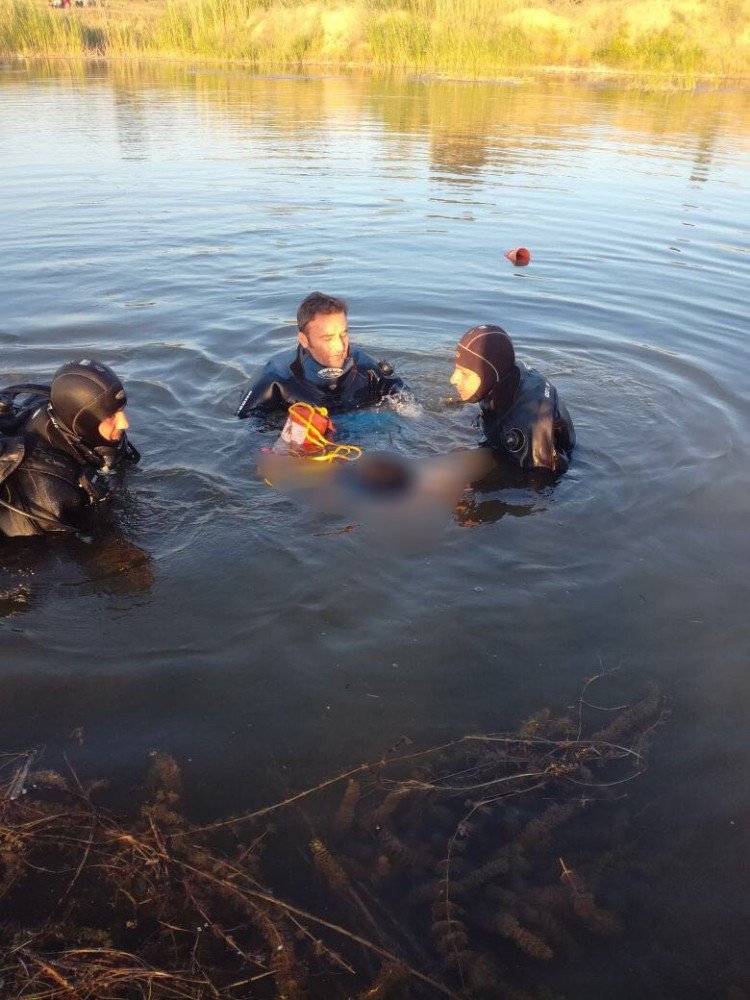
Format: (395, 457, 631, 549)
(455, 325, 516, 403)
(50, 360, 127, 445)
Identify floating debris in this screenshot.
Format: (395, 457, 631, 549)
(505, 247, 531, 266)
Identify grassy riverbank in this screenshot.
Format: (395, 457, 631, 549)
(1, 0, 749, 85)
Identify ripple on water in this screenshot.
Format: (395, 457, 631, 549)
(0, 70, 749, 993)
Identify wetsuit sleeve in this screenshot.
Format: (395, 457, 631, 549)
(378, 366, 408, 397)
(0, 439, 27, 535)
(531, 395, 575, 473)
(554, 400, 576, 457)
(236, 366, 286, 418)
(0, 464, 89, 536)
(528, 398, 558, 471)
(361, 355, 408, 401)
(50, 479, 92, 534)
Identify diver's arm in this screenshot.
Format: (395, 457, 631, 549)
(0, 469, 89, 537)
(236, 367, 286, 418)
(357, 351, 408, 400)
(58, 482, 95, 534)
(526, 397, 557, 471)
(528, 390, 576, 473)
(554, 400, 576, 456)
(529, 391, 577, 473)
(378, 365, 408, 397)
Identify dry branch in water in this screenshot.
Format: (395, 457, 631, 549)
(0, 682, 667, 998)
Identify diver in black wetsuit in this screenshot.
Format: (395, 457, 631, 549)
(0, 360, 139, 538)
(236, 291, 406, 417)
(450, 325, 575, 473)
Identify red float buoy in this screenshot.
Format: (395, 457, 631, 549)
(505, 247, 531, 266)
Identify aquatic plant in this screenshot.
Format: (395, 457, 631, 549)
(0, 679, 668, 997)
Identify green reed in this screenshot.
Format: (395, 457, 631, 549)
(1, 0, 87, 55)
(1, 0, 748, 85)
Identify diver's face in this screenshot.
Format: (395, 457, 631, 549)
(451, 364, 481, 402)
(298, 311, 349, 369)
(98, 408, 129, 441)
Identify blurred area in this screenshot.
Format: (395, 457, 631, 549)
(258, 445, 497, 547)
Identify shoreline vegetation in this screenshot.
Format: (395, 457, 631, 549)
(1, 0, 749, 89)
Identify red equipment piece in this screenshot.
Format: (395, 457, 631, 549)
(277, 402, 335, 456)
(505, 247, 531, 266)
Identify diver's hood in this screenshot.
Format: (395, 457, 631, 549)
(42, 360, 138, 470)
(25, 404, 139, 472)
(50, 360, 127, 448)
(456, 325, 517, 405)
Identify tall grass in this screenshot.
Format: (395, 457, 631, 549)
(1, 0, 87, 55)
(1, 0, 749, 82)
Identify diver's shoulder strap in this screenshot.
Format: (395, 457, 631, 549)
(0, 382, 51, 400)
(0, 383, 51, 436)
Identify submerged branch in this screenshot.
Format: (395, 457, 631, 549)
(0, 680, 667, 999)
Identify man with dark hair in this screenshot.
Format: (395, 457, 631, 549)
(450, 324, 575, 473)
(236, 292, 406, 417)
(0, 360, 139, 538)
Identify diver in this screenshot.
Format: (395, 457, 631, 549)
(0, 360, 139, 538)
(450, 325, 575, 473)
(236, 291, 407, 417)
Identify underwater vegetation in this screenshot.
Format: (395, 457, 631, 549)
(0, 679, 668, 998)
(0, 583, 32, 619)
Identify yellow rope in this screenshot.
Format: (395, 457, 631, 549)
(288, 402, 362, 464)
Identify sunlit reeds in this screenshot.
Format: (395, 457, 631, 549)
(1, 0, 749, 83)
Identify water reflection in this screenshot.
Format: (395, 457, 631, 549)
(0, 529, 155, 603)
(0, 581, 31, 620)
(3, 62, 749, 186)
(453, 460, 553, 526)
(112, 83, 150, 161)
(0, 60, 749, 996)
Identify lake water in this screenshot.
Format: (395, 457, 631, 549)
(1, 61, 748, 996)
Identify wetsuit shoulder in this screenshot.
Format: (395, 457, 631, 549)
(482, 367, 575, 473)
(0, 384, 50, 435)
(236, 348, 299, 418)
(0, 435, 89, 536)
(350, 347, 408, 397)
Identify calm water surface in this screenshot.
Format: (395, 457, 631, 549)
(1, 62, 749, 996)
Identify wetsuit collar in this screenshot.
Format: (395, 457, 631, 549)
(297, 347, 354, 388)
(43, 404, 106, 468)
(480, 363, 522, 418)
(36, 404, 138, 472)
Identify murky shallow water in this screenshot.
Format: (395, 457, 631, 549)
(1, 62, 749, 995)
